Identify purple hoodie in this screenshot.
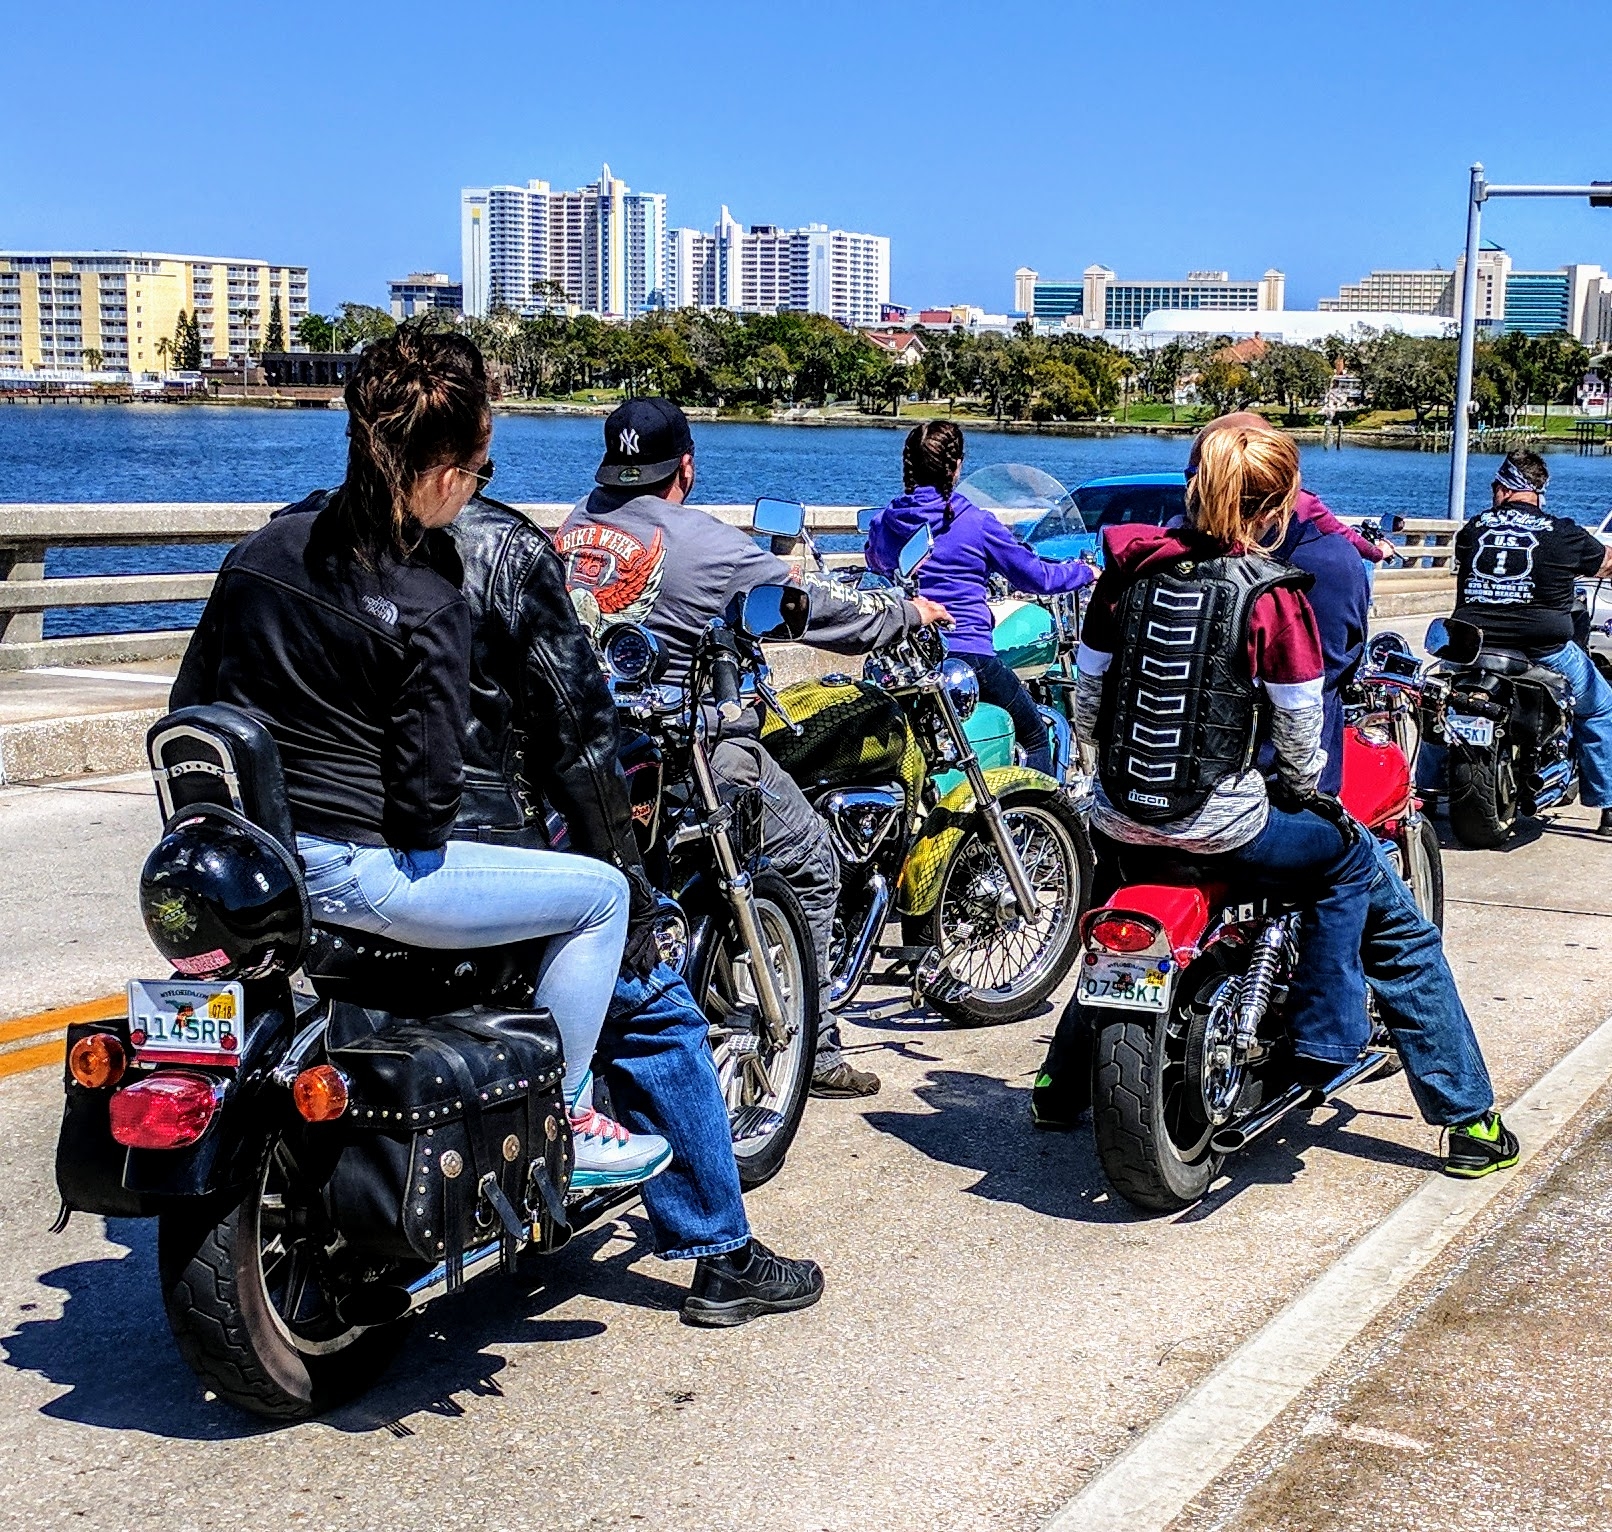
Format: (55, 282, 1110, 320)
(867, 486, 1095, 657)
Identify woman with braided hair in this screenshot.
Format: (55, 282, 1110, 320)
(865, 421, 1095, 774)
(172, 328, 671, 1189)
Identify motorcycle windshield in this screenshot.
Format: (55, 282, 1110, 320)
(957, 464, 1090, 559)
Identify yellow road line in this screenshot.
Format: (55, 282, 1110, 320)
(0, 994, 124, 1048)
(0, 1038, 66, 1081)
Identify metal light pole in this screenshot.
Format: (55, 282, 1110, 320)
(1447, 166, 1612, 521)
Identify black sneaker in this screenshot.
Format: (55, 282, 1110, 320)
(811, 1059, 881, 1098)
(1443, 1113, 1520, 1179)
(680, 1239, 825, 1328)
(1030, 1069, 1085, 1131)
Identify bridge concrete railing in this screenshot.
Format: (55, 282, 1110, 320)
(0, 501, 1457, 671)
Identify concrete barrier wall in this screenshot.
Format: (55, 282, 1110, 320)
(0, 501, 1458, 670)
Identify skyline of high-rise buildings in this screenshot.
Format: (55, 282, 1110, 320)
(459, 166, 890, 328)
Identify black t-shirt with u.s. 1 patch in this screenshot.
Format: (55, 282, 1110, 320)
(1453, 501, 1606, 656)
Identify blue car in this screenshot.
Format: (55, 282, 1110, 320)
(1020, 472, 1188, 562)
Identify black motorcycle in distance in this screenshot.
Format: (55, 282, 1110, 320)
(1424, 616, 1580, 847)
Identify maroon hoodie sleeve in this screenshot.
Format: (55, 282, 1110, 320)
(1299, 491, 1383, 562)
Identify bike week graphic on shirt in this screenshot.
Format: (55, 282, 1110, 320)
(1459, 505, 1549, 608)
(556, 522, 667, 620)
(1455, 503, 1607, 656)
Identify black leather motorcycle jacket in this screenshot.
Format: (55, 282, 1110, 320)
(445, 495, 645, 885)
(1096, 551, 1312, 823)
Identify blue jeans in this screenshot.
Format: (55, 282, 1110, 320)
(955, 651, 1052, 776)
(599, 967, 751, 1261)
(1361, 836, 1493, 1126)
(297, 835, 628, 1101)
(1538, 641, 1612, 809)
(1210, 806, 1377, 1065)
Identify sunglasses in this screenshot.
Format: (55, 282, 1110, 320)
(455, 458, 496, 490)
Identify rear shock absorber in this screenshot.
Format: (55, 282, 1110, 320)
(1235, 914, 1295, 1050)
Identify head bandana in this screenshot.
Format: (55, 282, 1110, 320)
(1495, 456, 1545, 505)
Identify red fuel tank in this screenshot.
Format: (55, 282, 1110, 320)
(1339, 724, 1411, 831)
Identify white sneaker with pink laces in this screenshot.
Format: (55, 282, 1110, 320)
(568, 1071, 673, 1189)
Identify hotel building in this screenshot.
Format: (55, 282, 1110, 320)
(665, 208, 890, 328)
(1016, 265, 1285, 330)
(0, 251, 309, 374)
(389, 272, 463, 320)
(460, 166, 666, 319)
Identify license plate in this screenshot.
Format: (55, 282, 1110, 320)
(1445, 712, 1495, 748)
(126, 979, 245, 1066)
(1076, 954, 1175, 1013)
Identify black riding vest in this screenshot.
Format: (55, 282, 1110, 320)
(1096, 551, 1312, 823)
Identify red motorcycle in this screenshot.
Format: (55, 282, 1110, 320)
(1080, 632, 1441, 1212)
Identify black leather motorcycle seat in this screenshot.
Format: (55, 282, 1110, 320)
(1476, 649, 1530, 677)
(305, 924, 539, 1013)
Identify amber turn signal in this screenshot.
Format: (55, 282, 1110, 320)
(69, 1033, 127, 1090)
(292, 1064, 350, 1122)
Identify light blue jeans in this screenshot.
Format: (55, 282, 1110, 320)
(1537, 641, 1612, 809)
(297, 835, 629, 1100)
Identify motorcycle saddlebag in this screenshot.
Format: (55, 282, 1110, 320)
(323, 1003, 572, 1286)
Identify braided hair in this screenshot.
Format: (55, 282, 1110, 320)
(336, 328, 489, 566)
(902, 420, 966, 529)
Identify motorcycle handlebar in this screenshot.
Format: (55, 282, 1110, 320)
(709, 635, 745, 724)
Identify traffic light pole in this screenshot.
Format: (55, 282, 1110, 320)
(1447, 167, 1612, 522)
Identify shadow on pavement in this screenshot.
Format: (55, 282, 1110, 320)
(863, 1067, 1129, 1224)
(1, 1211, 681, 1441)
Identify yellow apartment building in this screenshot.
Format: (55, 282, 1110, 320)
(0, 252, 310, 375)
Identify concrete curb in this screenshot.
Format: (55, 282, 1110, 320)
(0, 706, 163, 785)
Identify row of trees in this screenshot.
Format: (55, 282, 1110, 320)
(285, 299, 1604, 428)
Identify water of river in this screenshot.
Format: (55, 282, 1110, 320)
(4, 404, 1611, 636)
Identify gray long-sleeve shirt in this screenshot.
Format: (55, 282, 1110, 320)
(556, 489, 919, 677)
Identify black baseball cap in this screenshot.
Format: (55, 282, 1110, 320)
(595, 397, 695, 488)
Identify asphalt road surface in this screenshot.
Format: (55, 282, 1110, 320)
(1, 773, 1611, 1532)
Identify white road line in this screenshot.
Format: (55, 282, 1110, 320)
(26, 666, 176, 687)
(1047, 1006, 1612, 1532)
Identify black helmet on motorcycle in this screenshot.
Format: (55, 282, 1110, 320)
(139, 805, 310, 981)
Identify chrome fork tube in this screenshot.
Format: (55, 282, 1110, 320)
(688, 733, 789, 1044)
(933, 686, 1041, 917)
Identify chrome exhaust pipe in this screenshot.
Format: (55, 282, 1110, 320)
(826, 871, 889, 1011)
(1210, 1050, 1394, 1155)
(406, 1235, 509, 1311)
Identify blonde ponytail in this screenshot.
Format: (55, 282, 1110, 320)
(1186, 427, 1300, 551)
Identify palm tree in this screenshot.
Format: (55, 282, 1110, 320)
(82, 347, 104, 374)
(153, 336, 171, 376)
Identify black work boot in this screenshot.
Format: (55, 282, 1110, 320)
(680, 1240, 824, 1328)
(811, 1058, 881, 1098)
(1597, 808, 1612, 837)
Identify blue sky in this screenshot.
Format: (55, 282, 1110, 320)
(4, 0, 1610, 314)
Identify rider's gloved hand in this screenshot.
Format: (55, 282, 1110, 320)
(621, 867, 666, 980)
(1269, 779, 1360, 846)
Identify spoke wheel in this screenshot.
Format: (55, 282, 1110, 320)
(693, 870, 818, 1189)
(903, 792, 1092, 1026)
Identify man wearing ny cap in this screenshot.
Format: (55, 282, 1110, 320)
(558, 398, 952, 1097)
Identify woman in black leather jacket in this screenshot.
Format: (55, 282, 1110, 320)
(172, 329, 670, 1189)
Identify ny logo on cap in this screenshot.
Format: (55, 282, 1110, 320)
(619, 428, 640, 456)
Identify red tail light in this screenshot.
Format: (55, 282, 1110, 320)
(108, 1071, 220, 1149)
(1088, 914, 1163, 954)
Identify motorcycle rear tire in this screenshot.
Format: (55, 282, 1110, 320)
(158, 1142, 407, 1422)
(901, 790, 1092, 1027)
(1403, 815, 1445, 929)
(1093, 1012, 1222, 1214)
(690, 868, 818, 1191)
(1448, 741, 1519, 849)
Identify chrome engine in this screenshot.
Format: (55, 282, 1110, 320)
(820, 786, 905, 865)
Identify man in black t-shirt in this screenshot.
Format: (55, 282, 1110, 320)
(1453, 451, 1612, 833)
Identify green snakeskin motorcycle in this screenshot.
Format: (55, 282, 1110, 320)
(764, 524, 1092, 1027)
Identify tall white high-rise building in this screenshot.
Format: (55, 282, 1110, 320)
(460, 165, 665, 319)
(661, 208, 889, 326)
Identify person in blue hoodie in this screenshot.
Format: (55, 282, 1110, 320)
(866, 422, 1096, 774)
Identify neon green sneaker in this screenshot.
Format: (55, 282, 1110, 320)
(1443, 1112, 1520, 1178)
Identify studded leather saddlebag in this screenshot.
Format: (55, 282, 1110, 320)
(323, 1003, 573, 1288)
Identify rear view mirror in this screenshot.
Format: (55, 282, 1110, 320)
(897, 525, 933, 580)
(1426, 616, 1482, 665)
(752, 498, 806, 540)
(856, 507, 879, 535)
(739, 583, 810, 642)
